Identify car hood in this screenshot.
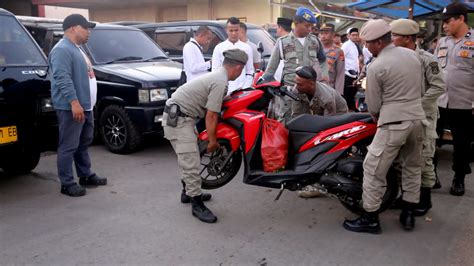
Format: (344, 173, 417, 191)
(93, 60, 182, 83)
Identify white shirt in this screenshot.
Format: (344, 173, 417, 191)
(341, 40, 359, 78)
(212, 39, 254, 94)
(297, 37, 305, 46)
(363, 46, 372, 65)
(183, 38, 210, 81)
(78, 47, 97, 111)
(246, 40, 261, 63)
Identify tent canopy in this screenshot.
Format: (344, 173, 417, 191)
(347, 0, 474, 19)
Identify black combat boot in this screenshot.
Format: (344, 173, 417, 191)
(343, 212, 381, 234)
(413, 187, 432, 216)
(191, 196, 217, 223)
(390, 195, 403, 209)
(400, 201, 416, 231)
(450, 175, 465, 196)
(180, 181, 212, 203)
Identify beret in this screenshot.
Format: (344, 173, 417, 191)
(360, 19, 391, 41)
(295, 7, 317, 24)
(390, 19, 420, 35)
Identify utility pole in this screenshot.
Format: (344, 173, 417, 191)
(408, 0, 415, 19)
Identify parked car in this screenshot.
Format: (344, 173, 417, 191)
(20, 18, 182, 154)
(0, 9, 57, 174)
(128, 20, 275, 68)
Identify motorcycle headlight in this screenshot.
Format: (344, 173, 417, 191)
(138, 89, 150, 103)
(150, 88, 168, 101)
(41, 97, 55, 112)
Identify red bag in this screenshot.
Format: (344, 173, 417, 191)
(261, 118, 289, 172)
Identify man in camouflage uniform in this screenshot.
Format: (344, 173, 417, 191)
(265, 6, 329, 124)
(390, 18, 446, 216)
(319, 23, 345, 95)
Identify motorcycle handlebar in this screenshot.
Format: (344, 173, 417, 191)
(280, 86, 301, 102)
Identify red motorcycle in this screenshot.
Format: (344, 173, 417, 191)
(197, 75, 398, 213)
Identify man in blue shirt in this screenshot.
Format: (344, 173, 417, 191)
(49, 14, 107, 197)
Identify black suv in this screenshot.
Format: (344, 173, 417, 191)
(0, 9, 57, 174)
(130, 20, 275, 66)
(21, 19, 182, 154)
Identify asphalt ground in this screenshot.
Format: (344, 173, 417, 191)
(1, 141, 473, 265)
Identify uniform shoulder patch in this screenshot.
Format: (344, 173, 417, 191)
(429, 61, 440, 74)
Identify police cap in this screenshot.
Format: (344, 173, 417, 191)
(277, 17, 293, 28)
(360, 19, 391, 41)
(320, 23, 335, 32)
(390, 19, 420, 36)
(295, 7, 317, 24)
(223, 49, 248, 65)
(441, 2, 468, 20)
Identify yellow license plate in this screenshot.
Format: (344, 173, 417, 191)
(0, 126, 18, 144)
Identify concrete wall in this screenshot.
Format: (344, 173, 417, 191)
(2, 0, 36, 16)
(87, 0, 281, 25)
(44, 5, 88, 19)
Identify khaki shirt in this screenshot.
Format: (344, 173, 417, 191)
(265, 31, 329, 86)
(324, 45, 345, 95)
(435, 30, 474, 110)
(366, 44, 425, 126)
(166, 67, 228, 118)
(292, 81, 348, 118)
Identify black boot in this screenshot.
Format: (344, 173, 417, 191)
(413, 187, 432, 216)
(343, 212, 381, 234)
(400, 201, 416, 231)
(432, 156, 441, 189)
(450, 176, 465, 196)
(390, 195, 403, 209)
(180, 181, 212, 203)
(191, 196, 217, 223)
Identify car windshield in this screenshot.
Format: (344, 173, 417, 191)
(87, 29, 168, 64)
(247, 28, 275, 57)
(0, 15, 47, 66)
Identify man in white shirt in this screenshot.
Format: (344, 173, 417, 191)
(341, 27, 361, 111)
(183, 26, 212, 81)
(212, 17, 254, 94)
(239, 22, 261, 70)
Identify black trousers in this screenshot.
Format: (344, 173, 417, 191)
(343, 75, 358, 111)
(436, 107, 472, 177)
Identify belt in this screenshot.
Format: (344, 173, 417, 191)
(164, 104, 189, 117)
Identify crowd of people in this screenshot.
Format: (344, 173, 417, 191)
(48, 2, 472, 234)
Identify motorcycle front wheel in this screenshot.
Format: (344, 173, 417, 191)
(199, 139, 242, 190)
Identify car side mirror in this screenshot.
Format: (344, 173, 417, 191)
(257, 42, 264, 53)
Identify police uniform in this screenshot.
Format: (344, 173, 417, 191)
(390, 19, 446, 190)
(162, 49, 248, 223)
(344, 20, 426, 234)
(265, 7, 329, 123)
(292, 81, 348, 118)
(435, 4, 473, 194)
(321, 23, 345, 95)
(163, 67, 228, 197)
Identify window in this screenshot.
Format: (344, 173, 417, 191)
(247, 28, 275, 57)
(154, 31, 187, 57)
(0, 16, 46, 66)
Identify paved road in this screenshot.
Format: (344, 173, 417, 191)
(1, 142, 473, 265)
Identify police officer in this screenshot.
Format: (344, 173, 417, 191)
(292, 66, 348, 118)
(265, 7, 329, 123)
(319, 23, 345, 95)
(343, 19, 425, 233)
(162, 49, 248, 223)
(390, 19, 446, 216)
(276, 17, 292, 38)
(435, 3, 473, 196)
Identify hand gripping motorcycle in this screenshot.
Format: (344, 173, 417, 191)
(197, 74, 398, 213)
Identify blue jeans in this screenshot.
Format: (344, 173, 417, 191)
(56, 110, 95, 186)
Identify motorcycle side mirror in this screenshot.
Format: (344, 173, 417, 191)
(257, 42, 264, 53)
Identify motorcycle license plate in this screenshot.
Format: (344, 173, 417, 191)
(0, 126, 18, 145)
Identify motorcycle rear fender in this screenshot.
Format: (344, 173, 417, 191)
(198, 123, 241, 152)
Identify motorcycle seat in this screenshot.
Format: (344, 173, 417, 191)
(286, 113, 372, 133)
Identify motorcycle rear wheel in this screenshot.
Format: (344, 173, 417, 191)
(339, 168, 399, 214)
(199, 139, 242, 190)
